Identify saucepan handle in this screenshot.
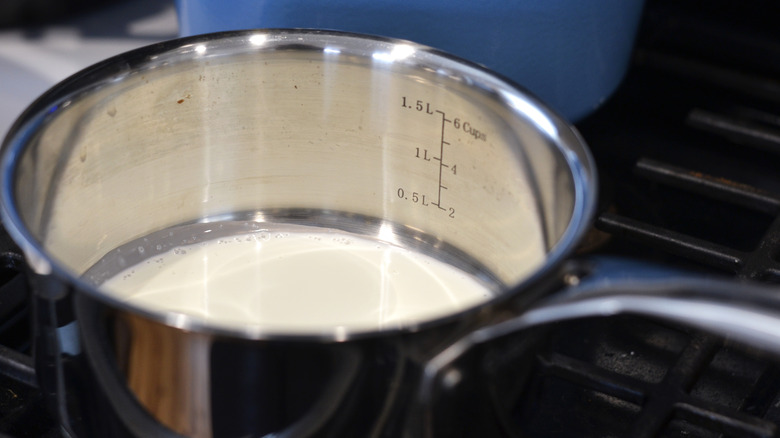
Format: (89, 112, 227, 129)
(415, 257, 780, 435)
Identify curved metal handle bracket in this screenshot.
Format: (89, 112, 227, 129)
(418, 257, 780, 419)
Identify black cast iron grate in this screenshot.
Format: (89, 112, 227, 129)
(503, 317, 780, 438)
(0, 249, 57, 438)
(586, 0, 780, 282)
(494, 1, 780, 437)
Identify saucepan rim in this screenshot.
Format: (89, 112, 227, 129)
(0, 29, 598, 342)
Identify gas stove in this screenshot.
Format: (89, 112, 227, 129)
(2, 0, 780, 437)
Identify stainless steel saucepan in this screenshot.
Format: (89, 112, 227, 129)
(0, 30, 598, 437)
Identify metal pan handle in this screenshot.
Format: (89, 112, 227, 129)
(416, 257, 780, 434)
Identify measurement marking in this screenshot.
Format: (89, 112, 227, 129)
(434, 111, 448, 208)
(441, 164, 449, 168)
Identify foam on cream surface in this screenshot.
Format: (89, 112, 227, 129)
(100, 230, 493, 332)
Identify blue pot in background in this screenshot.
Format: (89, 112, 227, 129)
(175, 0, 645, 121)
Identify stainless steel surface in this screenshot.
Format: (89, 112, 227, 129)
(417, 258, 780, 437)
(423, 259, 780, 402)
(0, 30, 596, 437)
(1, 29, 595, 336)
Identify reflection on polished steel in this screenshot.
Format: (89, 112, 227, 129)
(78, 303, 366, 437)
(0, 30, 596, 437)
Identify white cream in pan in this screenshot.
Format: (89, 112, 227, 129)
(100, 229, 494, 332)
